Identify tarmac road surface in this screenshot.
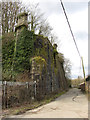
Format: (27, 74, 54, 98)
(7, 88, 88, 118)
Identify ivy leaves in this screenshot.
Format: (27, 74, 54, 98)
(13, 28, 35, 72)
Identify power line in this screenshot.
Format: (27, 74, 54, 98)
(60, 0, 81, 58)
(60, 0, 86, 81)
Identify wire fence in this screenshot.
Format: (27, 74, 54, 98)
(2, 81, 42, 109)
(2, 72, 67, 109)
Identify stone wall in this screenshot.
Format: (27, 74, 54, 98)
(30, 35, 68, 96)
(14, 12, 68, 93)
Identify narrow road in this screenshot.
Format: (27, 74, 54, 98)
(9, 88, 88, 118)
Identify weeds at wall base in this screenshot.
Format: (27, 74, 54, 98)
(2, 90, 68, 117)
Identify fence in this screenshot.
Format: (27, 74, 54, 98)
(2, 81, 42, 109)
(86, 81, 90, 92)
(2, 76, 67, 109)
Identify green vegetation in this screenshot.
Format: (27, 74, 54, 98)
(2, 28, 36, 81)
(13, 28, 35, 73)
(3, 90, 67, 116)
(30, 56, 47, 72)
(2, 32, 15, 81)
(53, 47, 58, 56)
(2, 2, 70, 114)
(2, 27, 69, 83)
(33, 36, 49, 60)
(30, 56, 46, 65)
(71, 78, 84, 87)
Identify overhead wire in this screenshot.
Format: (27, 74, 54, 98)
(60, 0, 81, 59)
(59, 0, 86, 81)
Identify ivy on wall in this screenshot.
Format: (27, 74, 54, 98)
(2, 33, 15, 81)
(2, 28, 65, 83)
(2, 28, 35, 80)
(13, 28, 35, 73)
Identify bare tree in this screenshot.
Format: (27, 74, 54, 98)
(38, 20, 53, 37)
(50, 33, 59, 45)
(2, 1, 25, 34)
(64, 58, 72, 79)
(26, 3, 53, 38)
(2, 1, 59, 46)
(27, 3, 44, 32)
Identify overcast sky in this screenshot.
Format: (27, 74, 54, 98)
(22, 0, 88, 79)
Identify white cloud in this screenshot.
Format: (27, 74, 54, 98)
(68, 9, 88, 32)
(21, 0, 88, 78)
(48, 5, 88, 78)
(63, 0, 89, 2)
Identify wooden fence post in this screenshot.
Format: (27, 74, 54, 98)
(31, 83, 35, 101)
(2, 83, 4, 109)
(26, 82, 29, 101)
(5, 81, 7, 108)
(3, 81, 7, 109)
(34, 81, 36, 99)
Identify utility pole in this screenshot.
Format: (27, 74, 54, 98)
(81, 57, 86, 91)
(81, 57, 85, 79)
(60, 0, 87, 91)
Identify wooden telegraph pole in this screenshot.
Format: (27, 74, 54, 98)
(81, 57, 86, 91)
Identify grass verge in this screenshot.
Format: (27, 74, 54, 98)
(2, 90, 67, 117)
